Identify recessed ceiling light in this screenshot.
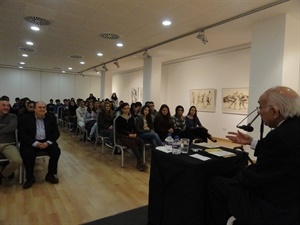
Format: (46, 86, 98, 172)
(20, 62, 25, 65)
(62, 71, 66, 73)
(68, 67, 72, 70)
(31, 26, 40, 31)
(80, 61, 85, 64)
(116, 43, 123, 47)
(162, 20, 172, 26)
(19, 66, 23, 69)
(26, 41, 33, 45)
(97, 52, 103, 56)
(22, 54, 28, 57)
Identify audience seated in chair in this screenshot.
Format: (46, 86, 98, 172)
(154, 104, 175, 141)
(76, 99, 87, 130)
(97, 101, 114, 146)
(134, 105, 163, 150)
(185, 106, 217, 143)
(18, 101, 61, 189)
(67, 99, 77, 131)
(85, 101, 97, 141)
(0, 95, 22, 185)
(115, 102, 147, 171)
(172, 105, 187, 138)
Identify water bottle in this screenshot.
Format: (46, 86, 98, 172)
(172, 136, 181, 155)
(165, 133, 174, 151)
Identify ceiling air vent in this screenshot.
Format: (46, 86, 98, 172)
(18, 47, 37, 53)
(100, 32, 120, 40)
(24, 16, 51, 26)
(69, 55, 83, 59)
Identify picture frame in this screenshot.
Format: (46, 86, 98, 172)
(222, 88, 249, 114)
(190, 89, 216, 112)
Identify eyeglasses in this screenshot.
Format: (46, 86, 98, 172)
(256, 105, 272, 111)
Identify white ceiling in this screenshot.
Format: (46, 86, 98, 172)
(0, 0, 299, 76)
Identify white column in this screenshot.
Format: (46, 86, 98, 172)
(247, 14, 300, 158)
(100, 71, 113, 100)
(143, 56, 162, 105)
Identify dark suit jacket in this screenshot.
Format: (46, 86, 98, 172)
(18, 112, 60, 148)
(229, 116, 300, 225)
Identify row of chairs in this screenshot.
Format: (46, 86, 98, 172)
(59, 116, 147, 168)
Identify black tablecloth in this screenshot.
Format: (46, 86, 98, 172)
(147, 145, 248, 225)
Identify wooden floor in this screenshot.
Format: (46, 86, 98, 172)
(0, 128, 237, 225)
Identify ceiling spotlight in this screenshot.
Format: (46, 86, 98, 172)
(197, 31, 208, 45)
(102, 64, 108, 72)
(143, 50, 151, 60)
(93, 67, 100, 74)
(113, 60, 120, 68)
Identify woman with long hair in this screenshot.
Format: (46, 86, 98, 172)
(154, 104, 174, 141)
(85, 101, 97, 140)
(135, 105, 163, 149)
(115, 102, 147, 171)
(185, 106, 217, 143)
(97, 101, 115, 146)
(172, 105, 187, 138)
(67, 99, 77, 132)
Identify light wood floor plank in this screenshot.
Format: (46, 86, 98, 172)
(0, 128, 237, 225)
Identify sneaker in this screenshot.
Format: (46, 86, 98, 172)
(87, 135, 92, 141)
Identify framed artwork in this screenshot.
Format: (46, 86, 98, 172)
(190, 89, 216, 112)
(222, 88, 249, 114)
(131, 87, 138, 103)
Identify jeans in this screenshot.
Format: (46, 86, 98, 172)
(139, 131, 163, 149)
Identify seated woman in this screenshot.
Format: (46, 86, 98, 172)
(154, 104, 174, 141)
(85, 102, 97, 141)
(172, 105, 187, 138)
(185, 106, 217, 143)
(115, 102, 147, 172)
(67, 100, 77, 132)
(97, 101, 114, 147)
(134, 105, 163, 150)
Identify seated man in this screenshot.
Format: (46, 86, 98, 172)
(18, 101, 61, 189)
(0, 95, 22, 185)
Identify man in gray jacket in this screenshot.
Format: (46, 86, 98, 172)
(0, 95, 22, 185)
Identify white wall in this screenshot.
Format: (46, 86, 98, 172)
(112, 45, 251, 139)
(112, 69, 143, 103)
(0, 68, 101, 102)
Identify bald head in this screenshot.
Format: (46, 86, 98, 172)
(264, 86, 299, 98)
(260, 86, 300, 119)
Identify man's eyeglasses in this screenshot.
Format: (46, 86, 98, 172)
(256, 105, 272, 111)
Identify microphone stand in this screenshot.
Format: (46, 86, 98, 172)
(234, 108, 260, 165)
(260, 118, 264, 140)
(236, 108, 258, 129)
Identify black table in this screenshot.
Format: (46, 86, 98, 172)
(147, 145, 248, 225)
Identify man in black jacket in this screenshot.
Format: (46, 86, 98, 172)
(209, 86, 300, 225)
(18, 101, 61, 189)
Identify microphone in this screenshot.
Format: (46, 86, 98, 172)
(236, 124, 254, 132)
(236, 109, 259, 132)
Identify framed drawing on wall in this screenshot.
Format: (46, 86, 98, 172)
(222, 88, 249, 114)
(190, 89, 216, 112)
(131, 87, 138, 103)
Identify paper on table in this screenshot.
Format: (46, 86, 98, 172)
(194, 142, 220, 148)
(190, 154, 211, 161)
(156, 146, 172, 153)
(205, 148, 236, 158)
